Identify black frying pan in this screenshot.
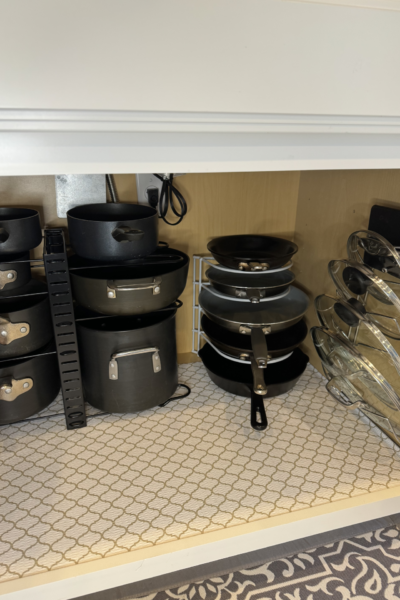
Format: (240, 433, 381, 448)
(201, 315, 307, 360)
(199, 343, 309, 431)
(207, 235, 298, 271)
(205, 267, 295, 302)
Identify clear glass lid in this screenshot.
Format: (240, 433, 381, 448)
(347, 230, 400, 279)
(311, 327, 400, 429)
(328, 259, 400, 339)
(315, 294, 400, 376)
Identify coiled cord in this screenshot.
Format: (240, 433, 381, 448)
(154, 174, 187, 226)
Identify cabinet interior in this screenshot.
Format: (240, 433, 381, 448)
(2, 169, 400, 369)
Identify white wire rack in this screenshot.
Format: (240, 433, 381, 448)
(191, 255, 293, 355)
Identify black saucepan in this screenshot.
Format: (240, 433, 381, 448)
(77, 307, 179, 413)
(0, 252, 31, 293)
(207, 235, 298, 271)
(206, 267, 295, 302)
(199, 343, 309, 431)
(202, 315, 307, 360)
(199, 286, 309, 394)
(0, 281, 54, 359)
(70, 248, 189, 315)
(0, 208, 42, 255)
(67, 203, 159, 262)
(0, 349, 60, 424)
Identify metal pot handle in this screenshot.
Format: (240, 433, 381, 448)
(112, 226, 145, 243)
(0, 228, 9, 244)
(0, 377, 33, 402)
(250, 388, 268, 431)
(107, 277, 162, 298)
(238, 261, 270, 271)
(0, 317, 30, 345)
(0, 270, 17, 290)
(109, 347, 161, 379)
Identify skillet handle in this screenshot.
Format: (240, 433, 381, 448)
(251, 357, 268, 395)
(250, 389, 268, 431)
(112, 226, 145, 243)
(251, 327, 270, 368)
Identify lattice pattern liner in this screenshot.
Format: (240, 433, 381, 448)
(0, 363, 400, 583)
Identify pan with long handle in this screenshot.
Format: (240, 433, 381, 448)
(199, 286, 309, 393)
(205, 267, 295, 302)
(199, 343, 309, 431)
(207, 235, 298, 271)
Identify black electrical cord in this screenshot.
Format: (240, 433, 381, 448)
(106, 174, 118, 203)
(154, 174, 187, 225)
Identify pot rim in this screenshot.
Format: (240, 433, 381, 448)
(67, 203, 157, 223)
(0, 208, 40, 222)
(76, 307, 177, 334)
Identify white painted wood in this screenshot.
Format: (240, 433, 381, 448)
(0, 0, 399, 116)
(2, 489, 399, 600)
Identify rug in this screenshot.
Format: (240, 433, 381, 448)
(139, 525, 400, 600)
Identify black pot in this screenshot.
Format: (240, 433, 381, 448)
(77, 309, 178, 413)
(0, 208, 42, 255)
(70, 248, 189, 315)
(67, 203, 159, 262)
(0, 281, 54, 359)
(0, 350, 60, 424)
(0, 252, 31, 293)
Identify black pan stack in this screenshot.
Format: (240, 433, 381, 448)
(199, 235, 310, 431)
(0, 208, 60, 425)
(66, 203, 189, 413)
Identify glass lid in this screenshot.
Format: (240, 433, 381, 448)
(347, 230, 400, 279)
(315, 294, 400, 377)
(311, 327, 400, 416)
(328, 259, 400, 339)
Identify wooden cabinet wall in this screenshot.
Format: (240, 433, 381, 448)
(2, 169, 400, 366)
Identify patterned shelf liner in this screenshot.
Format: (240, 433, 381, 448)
(0, 363, 400, 584)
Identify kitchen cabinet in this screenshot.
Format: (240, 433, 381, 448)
(1, 2, 400, 599)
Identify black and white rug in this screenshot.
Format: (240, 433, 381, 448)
(140, 526, 400, 600)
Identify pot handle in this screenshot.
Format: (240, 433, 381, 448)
(0, 377, 33, 402)
(0, 269, 17, 290)
(0, 317, 30, 345)
(109, 347, 161, 379)
(0, 228, 9, 244)
(250, 327, 270, 368)
(112, 226, 145, 243)
(107, 277, 162, 298)
(250, 389, 268, 431)
(251, 357, 268, 395)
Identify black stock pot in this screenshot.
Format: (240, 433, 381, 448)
(77, 308, 178, 413)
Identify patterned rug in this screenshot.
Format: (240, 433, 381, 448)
(139, 525, 400, 600)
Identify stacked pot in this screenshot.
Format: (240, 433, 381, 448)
(0, 208, 60, 425)
(199, 235, 310, 431)
(67, 203, 189, 413)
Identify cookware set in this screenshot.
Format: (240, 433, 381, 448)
(312, 228, 400, 446)
(0, 208, 60, 425)
(68, 202, 189, 413)
(199, 235, 309, 431)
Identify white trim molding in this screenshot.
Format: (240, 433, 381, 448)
(1, 110, 400, 175)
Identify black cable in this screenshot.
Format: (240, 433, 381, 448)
(106, 174, 118, 203)
(154, 174, 187, 225)
(158, 383, 191, 407)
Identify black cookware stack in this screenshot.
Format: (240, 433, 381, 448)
(198, 235, 310, 431)
(0, 208, 60, 425)
(66, 203, 190, 414)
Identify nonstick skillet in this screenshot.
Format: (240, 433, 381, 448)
(199, 343, 309, 431)
(207, 235, 298, 271)
(206, 267, 295, 302)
